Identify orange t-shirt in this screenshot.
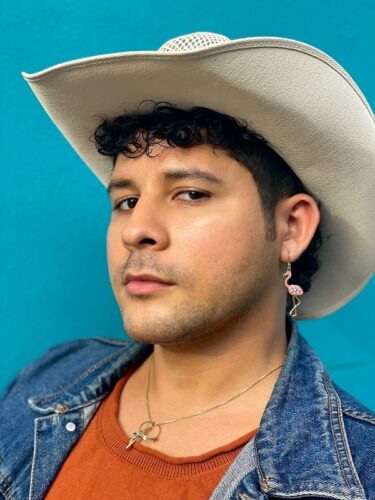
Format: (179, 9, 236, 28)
(45, 367, 258, 499)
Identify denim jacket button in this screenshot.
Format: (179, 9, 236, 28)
(54, 403, 69, 414)
(65, 422, 76, 432)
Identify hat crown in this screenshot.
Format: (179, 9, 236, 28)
(158, 32, 230, 53)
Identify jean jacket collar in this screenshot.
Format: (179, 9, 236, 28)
(26, 317, 365, 499)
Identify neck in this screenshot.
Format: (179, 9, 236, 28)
(146, 299, 289, 420)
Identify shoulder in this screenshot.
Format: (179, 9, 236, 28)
(333, 380, 375, 437)
(0, 336, 131, 403)
(334, 381, 375, 426)
(0, 336, 136, 455)
(333, 381, 375, 495)
(0, 336, 138, 497)
(332, 382, 375, 430)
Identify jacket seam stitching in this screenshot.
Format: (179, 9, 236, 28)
(219, 441, 259, 498)
(29, 345, 133, 404)
(255, 489, 361, 500)
(334, 387, 366, 495)
(28, 418, 39, 500)
(90, 336, 130, 346)
(35, 394, 107, 418)
(342, 408, 375, 425)
(253, 436, 279, 494)
(324, 373, 350, 489)
(253, 435, 266, 486)
(0, 483, 12, 500)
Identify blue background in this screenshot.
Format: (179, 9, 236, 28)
(1, 0, 374, 409)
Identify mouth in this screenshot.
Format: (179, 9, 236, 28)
(124, 273, 175, 296)
(125, 280, 174, 295)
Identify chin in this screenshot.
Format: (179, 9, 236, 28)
(124, 321, 220, 348)
(120, 292, 221, 345)
(123, 328, 193, 345)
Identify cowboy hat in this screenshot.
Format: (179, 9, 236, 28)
(21, 32, 375, 320)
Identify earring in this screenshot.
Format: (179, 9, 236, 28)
(283, 261, 304, 318)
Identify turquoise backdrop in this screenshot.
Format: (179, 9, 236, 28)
(1, 0, 374, 409)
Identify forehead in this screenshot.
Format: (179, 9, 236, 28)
(107, 143, 251, 194)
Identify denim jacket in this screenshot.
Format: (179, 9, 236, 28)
(1, 317, 375, 500)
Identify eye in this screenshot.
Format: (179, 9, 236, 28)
(113, 197, 138, 212)
(176, 190, 209, 202)
(113, 190, 209, 212)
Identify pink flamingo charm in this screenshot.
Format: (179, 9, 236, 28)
(283, 262, 304, 318)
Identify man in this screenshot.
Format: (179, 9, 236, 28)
(1, 32, 374, 499)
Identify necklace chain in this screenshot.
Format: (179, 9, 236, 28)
(146, 353, 287, 425)
(125, 352, 286, 450)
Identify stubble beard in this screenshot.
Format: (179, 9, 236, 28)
(117, 242, 277, 347)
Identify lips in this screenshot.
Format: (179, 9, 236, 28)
(124, 273, 174, 285)
(124, 273, 175, 295)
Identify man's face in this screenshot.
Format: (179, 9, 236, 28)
(106, 142, 280, 345)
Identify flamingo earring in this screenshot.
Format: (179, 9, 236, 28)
(283, 261, 304, 318)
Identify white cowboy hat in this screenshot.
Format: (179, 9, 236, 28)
(21, 32, 375, 320)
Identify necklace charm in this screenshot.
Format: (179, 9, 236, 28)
(125, 420, 161, 450)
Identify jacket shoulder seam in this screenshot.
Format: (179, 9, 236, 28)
(342, 407, 375, 425)
(89, 336, 131, 346)
(29, 342, 137, 404)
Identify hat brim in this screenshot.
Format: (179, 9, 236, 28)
(22, 36, 375, 319)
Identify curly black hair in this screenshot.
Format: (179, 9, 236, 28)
(91, 101, 326, 309)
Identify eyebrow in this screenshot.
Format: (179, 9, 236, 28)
(106, 168, 224, 196)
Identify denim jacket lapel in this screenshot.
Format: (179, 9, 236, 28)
(214, 318, 366, 499)
(25, 341, 152, 500)
(23, 319, 365, 500)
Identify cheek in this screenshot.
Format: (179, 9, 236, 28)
(174, 210, 260, 269)
(106, 224, 123, 272)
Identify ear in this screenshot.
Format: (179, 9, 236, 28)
(276, 194, 320, 263)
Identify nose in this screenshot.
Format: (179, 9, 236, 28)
(120, 195, 169, 251)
